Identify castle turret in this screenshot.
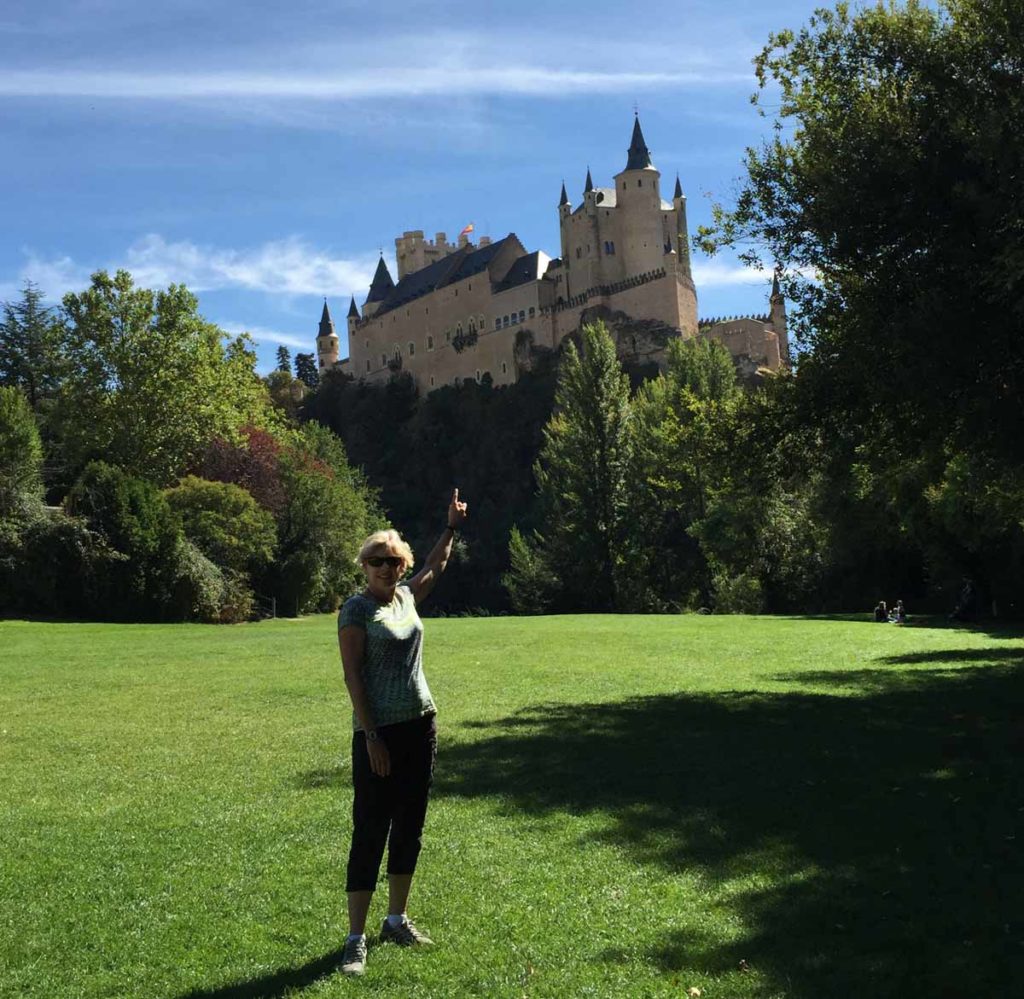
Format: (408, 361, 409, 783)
(558, 180, 571, 268)
(346, 294, 359, 340)
(362, 255, 395, 318)
(316, 299, 340, 370)
(770, 270, 790, 365)
(672, 172, 692, 282)
(613, 115, 665, 276)
(584, 167, 593, 195)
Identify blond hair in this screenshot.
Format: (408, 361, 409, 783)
(358, 529, 414, 573)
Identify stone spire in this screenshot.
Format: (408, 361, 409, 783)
(318, 299, 335, 336)
(625, 114, 654, 170)
(674, 173, 683, 199)
(365, 255, 395, 304)
(347, 295, 359, 318)
(584, 167, 593, 194)
(559, 180, 569, 206)
(771, 269, 781, 298)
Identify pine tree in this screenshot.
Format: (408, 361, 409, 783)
(0, 281, 65, 409)
(525, 322, 632, 612)
(294, 352, 319, 389)
(275, 345, 292, 373)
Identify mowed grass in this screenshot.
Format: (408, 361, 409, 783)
(1, 614, 1021, 999)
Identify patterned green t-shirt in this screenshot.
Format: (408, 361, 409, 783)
(338, 585, 436, 731)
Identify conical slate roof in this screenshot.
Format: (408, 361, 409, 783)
(318, 300, 335, 337)
(771, 271, 781, 297)
(559, 181, 569, 206)
(625, 114, 654, 170)
(674, 174, 683, 199)
(347, 295, 359, 318)
(365, 256, 395, 304)
(584, 167, 593, 194)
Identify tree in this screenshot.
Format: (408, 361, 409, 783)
(65, 461, 183, 619)
(295, 352, 319, 389)
(57, 270, 276, 485)
(0, 386, 44, 519)
(164, 476, 277, 575)
(700, 0, 1024, 612)
(524, 322, 633, 612)
(624, 336, 742, 609)
(0, 282, 65, 409)
(276, 345, 292, 373)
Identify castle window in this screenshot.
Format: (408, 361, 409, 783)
(364, 339, 369, 348)
(503, 315, 509, 328)
(468, 318, 476, 333)
(528, 307, 535, 318)
(608, 241, 615, 254)
(427, 335, 434, 350)
(366, 360, 371, 372)
(454, 289, 458, 297)
(518, 310, 525, 323)
(319, 359, 324, 367)
(445, 329, 451, 342)
(501, 361, 507, 375)
(457, 323, 463, 335)
(381, 354, 387, 367)
(475, 370, 481, 382)
(430, 376, 435, 387)
(468, 283, 472, 291)
(495, 318, 500, 329)
(576, 247, 581, 259)
(408, 341, 415, 356)
(638, 179, 642, 187)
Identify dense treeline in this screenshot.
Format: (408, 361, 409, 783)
(0, 272, 382, 621)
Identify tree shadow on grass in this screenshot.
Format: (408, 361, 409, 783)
(175, 947, 349, 999)
(436, 655, 1023, 999)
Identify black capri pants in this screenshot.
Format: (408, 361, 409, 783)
(346, 713, 437, 892)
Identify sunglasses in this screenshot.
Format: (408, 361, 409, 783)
(366, 556, 404, 569)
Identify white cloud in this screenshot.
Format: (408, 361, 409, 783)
(217, 321, 314, 351)
(3, 236, 378, 301)
(123, 234, 376, 296)
(0, 64, 747, 101)
(691, 260, 773, 288)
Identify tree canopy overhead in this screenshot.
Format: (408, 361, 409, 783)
(702, 0, 1024, 459)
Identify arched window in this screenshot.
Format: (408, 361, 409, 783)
(366, 360, 370, 372)
(408, 341, 415, 356)
(427, 335, 434, 350)
(501, 361, 507, 375)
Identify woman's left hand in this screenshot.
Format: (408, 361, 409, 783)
(448, 487, 468, 528)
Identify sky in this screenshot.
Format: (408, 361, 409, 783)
(0, 0, 827, 373)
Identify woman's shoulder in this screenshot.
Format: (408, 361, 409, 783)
(338, 592, 372, 628)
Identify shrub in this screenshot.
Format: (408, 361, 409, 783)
(712, 571, 765, 614)
(164, 476, 276, 575)
(65, 462, 183, 619)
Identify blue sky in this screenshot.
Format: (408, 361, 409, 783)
(0, 0, 824, 373)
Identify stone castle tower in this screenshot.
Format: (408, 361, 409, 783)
(316, 116, 787, 387)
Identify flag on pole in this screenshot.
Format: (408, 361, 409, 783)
(459, 223, 474, 236)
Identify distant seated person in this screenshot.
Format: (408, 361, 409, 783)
(889, 599, 906, 624)
(873, 600, 888, 622)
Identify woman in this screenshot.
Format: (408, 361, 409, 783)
(337, 488, 468, 977)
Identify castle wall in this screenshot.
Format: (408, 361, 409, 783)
(703, 318, 783, 372)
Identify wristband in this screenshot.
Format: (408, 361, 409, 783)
(365, 729, 380, 743)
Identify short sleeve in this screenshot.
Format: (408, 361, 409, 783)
(338, 596, 368, 631)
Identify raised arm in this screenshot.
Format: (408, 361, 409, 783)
(408, 488, 468, 605)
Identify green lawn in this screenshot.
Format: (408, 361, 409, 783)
(1, 614, 1021, 999)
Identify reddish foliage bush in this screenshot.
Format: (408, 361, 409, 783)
(195, 426, 287, 516)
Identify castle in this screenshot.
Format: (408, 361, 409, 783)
(315, 116, 789, 390)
